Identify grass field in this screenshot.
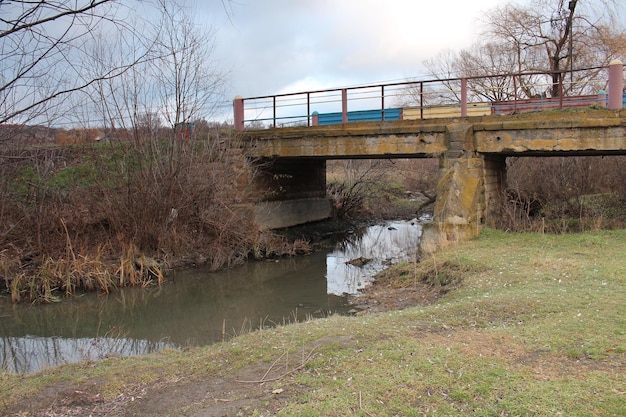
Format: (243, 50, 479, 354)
(1, 228, 625, 416)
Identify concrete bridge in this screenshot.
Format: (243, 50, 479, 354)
(236, 61, 625, 243)
(242, 110, 625, 229)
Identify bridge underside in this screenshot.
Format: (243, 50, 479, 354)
(251, 158, 332, 229)
(242, 110, 626, 232)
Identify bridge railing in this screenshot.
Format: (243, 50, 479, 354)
(234, 61, 624, 131)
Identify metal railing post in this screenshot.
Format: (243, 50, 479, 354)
(233, 96, 244, 131)
(608, 59, 624, 110)
(513, 76, 518, 113)
(381, 85, 385, 121)
(420, 82, 424, 120)
(273, 96, 277, 128)
(461, 78, 468, 117)
(558, 72, 564, 109)
(307, 92, 311, 126)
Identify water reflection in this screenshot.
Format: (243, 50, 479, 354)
(0, 220, 421, 374)
(327, 220, 422, 294)
(1, 336, 171, 374)
(0, 252, 345, 374)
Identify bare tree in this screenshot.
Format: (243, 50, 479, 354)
(457, 42, 546, 101)
(481, 0, 623, 97)
(0, 1, 150, 126)
(419, 0, 624, 102)
(327, 160, 388, 219)
(151, 0, 227, 128)
(82, 1, 227, 136)
(76, 1, 238, 256)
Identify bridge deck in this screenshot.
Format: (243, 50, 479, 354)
(241, 109, 626, 159)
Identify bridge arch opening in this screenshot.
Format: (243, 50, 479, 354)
(326, 158, 440, 220)
(492, 155, 626, 231)
(250, 156, 441, 229)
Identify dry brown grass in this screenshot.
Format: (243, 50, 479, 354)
(0, 130, 302, 302)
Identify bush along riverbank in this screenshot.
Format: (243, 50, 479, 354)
(1, 228, 624, 416)
(0, 132, 311, 303)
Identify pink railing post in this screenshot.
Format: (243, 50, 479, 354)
(608, 59, 624, 110)
(272, 96, 277, 128)
(341, 89, 348, 124)
(461, 78, 468, 117)
(513, 76, 518, 113)
(558, 72, 564, 109)
(312, 111, 319, 126)
(233, 96, 244, 131)
(307, 92, 311, 126)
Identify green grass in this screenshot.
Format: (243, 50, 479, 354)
(1, 229, 625, 416)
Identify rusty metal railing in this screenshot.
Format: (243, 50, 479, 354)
(233, 62, 623, 131)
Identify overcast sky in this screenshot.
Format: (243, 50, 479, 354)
(195, 0, 507, 101)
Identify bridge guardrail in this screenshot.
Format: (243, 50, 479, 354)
(234, 61, 624, 131)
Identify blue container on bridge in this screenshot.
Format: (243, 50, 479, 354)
(316, 108, 402, 125)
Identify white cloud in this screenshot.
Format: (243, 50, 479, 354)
(198, 0, 505, 99)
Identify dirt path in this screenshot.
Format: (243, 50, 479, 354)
(5, 364, 303, 416)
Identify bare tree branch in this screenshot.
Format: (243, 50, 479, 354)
(418, 0, 624, 102)
(0, 0, 112, 39)
(0, 1, 147, 125)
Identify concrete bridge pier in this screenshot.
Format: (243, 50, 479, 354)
(422, 123, 507, 255)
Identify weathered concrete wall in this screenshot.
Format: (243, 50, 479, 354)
(428, 154, 506, 251)
(250, 157, 327, 200)
(483, 155, 507, 226)
(248, 157, 331, 229)
(433, 156, 485, 226)
(243, 121, 448, 159)
(430, 121, 508, 245)
(254, 198, 333, 230)
(243, 110, 626, 158)
(433, 122, 481, 225)
(474, 110, 626, 155)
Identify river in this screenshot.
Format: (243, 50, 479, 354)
(0, 220, 422, 374)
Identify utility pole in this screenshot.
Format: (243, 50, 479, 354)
(568, 0, 577, 83)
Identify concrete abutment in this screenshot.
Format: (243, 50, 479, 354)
(249, 157, 332, 229)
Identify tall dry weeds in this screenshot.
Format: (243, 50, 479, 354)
(0, 126, 289, 302)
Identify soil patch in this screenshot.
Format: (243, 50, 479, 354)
(4, 366, 301, 417)
(348, 279, 447, 314)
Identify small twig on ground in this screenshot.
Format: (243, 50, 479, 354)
(235, 345, 319, 384)
(358, 391, 375, 417)
(261, 351, 287, 382)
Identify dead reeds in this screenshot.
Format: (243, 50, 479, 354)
(3, 243, 167, 303)
(0, 126, 312, 303)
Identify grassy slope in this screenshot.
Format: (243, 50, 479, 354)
(1, 229, 625, 416)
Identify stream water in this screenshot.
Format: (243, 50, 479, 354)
(0, 220, 422, 374)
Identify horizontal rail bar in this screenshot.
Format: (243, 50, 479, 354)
(235, 64, 621, 130)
